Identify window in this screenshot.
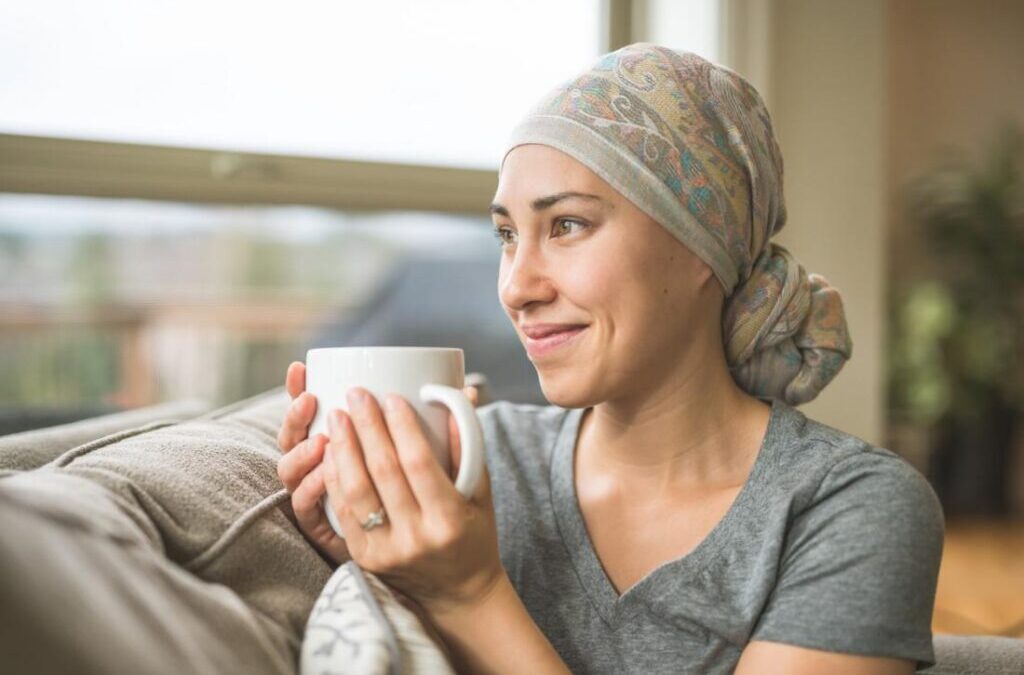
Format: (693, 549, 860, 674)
(0, 1, 724, 431)
(0, 193, 544, 430)
(1, 0, 602, 169)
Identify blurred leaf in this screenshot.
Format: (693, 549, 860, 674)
(901, 281, 956, 341)
(891, 124, 1024, 430)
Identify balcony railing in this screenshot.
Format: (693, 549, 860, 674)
(0, 300, 337, 433)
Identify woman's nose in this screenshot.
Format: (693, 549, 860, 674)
(498, 246, 556, 311)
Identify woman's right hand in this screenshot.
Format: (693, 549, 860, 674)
(275, 361, 480, 566)
(276, 361, 352, 564)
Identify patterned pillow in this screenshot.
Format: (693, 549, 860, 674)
(301, 561, 456, 675)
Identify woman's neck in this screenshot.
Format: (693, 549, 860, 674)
(576, 358, 771, 498)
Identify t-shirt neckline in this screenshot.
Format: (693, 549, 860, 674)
(548, 396, 784, 626)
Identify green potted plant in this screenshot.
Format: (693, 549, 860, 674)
(888, 125, 1023, 517)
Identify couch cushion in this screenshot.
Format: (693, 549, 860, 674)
(0, 387, 333, 674)
(0, 397, 211, 474)
(924, 634, 1024, 674)
(0, 472, 295, 675)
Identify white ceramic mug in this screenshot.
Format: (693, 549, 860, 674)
(305, 346, 485, 538)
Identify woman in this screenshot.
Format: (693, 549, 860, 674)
(276, 43, 943, 674)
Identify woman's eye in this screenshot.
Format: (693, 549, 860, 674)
(492, 226, 517, 247)
(492, 220, 585, 247)
(553, 218, 587, 237)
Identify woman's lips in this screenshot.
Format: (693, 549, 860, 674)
(524, 325, 588, 359)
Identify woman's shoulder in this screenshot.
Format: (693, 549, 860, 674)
(750, 401, 945, 666)
(477, 399, 568, 425)
(476, 400, 571, 458)
(475, 400, 574, 496)
(768, 400, 945, 536)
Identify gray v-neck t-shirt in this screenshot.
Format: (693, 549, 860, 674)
(477, 396, 944, 674)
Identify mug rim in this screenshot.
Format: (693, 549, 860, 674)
(306, 346, 464, 355)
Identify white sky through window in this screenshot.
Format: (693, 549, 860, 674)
(0, 0, 602, 168)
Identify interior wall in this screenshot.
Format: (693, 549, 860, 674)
(639, 0, 889, 444)
(631, 0, 721, 61)
(723, 0, 1024, 447)
(767, 0, 889, 444)
(886, 0, 1024, 289)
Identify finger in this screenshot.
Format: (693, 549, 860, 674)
(347, 388, 421, 519)
(323, 436, 372, 557)
(292, 466, 352, 562)
(464, 385, 479, 407)
(383, 393, 457, 515)
(291, 463, 326, 520)
(293, 468, 336, 543)
(326, 488, 369, 557)
(277, 433, 327, 493)
(277, 392, 318, 453)
(286, 361, 306, 400)
(323, 409, 386, 549)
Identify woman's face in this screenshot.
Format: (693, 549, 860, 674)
(491, 144, 722, 409)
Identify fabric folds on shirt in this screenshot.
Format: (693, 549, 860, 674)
(478, 397, 944, 674)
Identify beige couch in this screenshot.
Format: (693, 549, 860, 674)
(0, 390, 1021, 674)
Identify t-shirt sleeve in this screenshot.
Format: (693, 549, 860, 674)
(749, 450, 945, 669)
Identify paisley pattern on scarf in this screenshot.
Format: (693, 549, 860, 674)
(724, 243, 853, 405)
(503, 43, 853, 405)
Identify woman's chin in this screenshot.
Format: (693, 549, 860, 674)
(537, 375, 599, 409)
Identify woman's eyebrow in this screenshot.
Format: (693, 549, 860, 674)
(489, 191, 605, 217)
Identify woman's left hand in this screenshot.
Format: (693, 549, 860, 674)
(321, 386, 505, 617)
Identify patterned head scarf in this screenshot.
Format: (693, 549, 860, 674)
(500, 43, 853, 406)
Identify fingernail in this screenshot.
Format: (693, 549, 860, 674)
(347, 388, 366, 407)
(384, 394, 400, 413)
(327, 410, 339, 434)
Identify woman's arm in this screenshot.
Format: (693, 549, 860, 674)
(735, 641, 915, 675)
(427, 572, 573, 675)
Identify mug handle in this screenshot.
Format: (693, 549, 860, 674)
(419, 383, 485, 498)
(322, 384, 485, 539)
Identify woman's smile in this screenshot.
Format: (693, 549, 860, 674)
(522, 323, 589, 360)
